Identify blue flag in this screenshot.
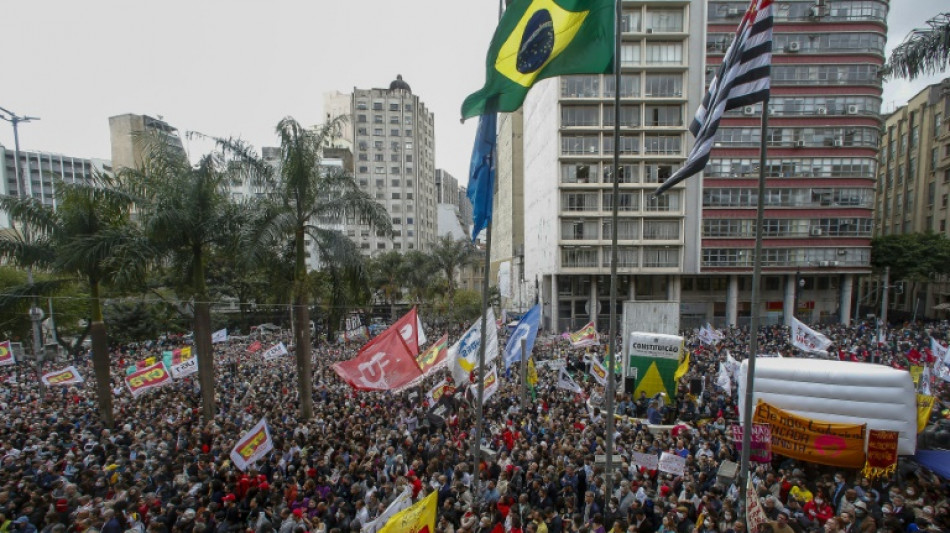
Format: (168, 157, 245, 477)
(466, 113, 497, 241)
(503, 304, 541, 369)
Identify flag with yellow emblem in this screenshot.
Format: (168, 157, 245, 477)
(461, 0, 614, 119)
(378, 490, 437, 533)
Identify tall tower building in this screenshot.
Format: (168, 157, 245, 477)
(697, 0, 887, 327)
(324, 75, 438, 254)
(108, 114, 185, 172)
(519, 0, 706, 331)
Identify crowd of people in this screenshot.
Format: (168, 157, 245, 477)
(0, 317, 947, 533)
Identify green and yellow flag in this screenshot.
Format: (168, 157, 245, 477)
(461, 0, 614, 119)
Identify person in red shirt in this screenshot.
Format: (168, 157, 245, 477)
(803, 489, 834, 525)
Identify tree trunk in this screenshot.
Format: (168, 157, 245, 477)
(294, 229, 313, 419)
(193, 249, 216, 421)
(89, 281, 114, 428)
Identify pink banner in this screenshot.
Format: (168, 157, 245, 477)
(731, 423, 772, 463)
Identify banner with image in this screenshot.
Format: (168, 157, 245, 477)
(229, 417, 274, 471)
(753, 401, 866, 468)
(41, 366, 84, 386)
(0, 341, 16, 367)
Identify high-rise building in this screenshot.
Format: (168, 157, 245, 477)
(435, 169, 474, 239)
(873, 77, 950, 317)
(518, 0, 706, 331)
(696, 0, 887, 327)
(324, 75, 438, 254)
(0, 144, 110, 227)
(108, 113, 185, 172)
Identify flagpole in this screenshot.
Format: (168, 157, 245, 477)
(471, 221, 492, 485)
(604, 0, 622, 503)
(738, 96, 769, 514)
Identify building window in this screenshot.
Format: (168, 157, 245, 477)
(561, 163, 597, 184)
(643, 247, 679, 268)
(646, 9, 684, 32)
(643, 219, 680, 240)
(620, 44, 641, 66)
(561, 135, 600, 155)
(645, 42, 683, 65)
(391, 129, 400, 136)
(561, 76, 600, 97)
(620, 11, 641, 32)
(562, 106, 600, 127)
(645, 74, 683, 97)
(644, 135, 682, 155)
(645, 105, 683, 127)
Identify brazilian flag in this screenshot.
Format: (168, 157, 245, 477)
(461, 0, 614, 120)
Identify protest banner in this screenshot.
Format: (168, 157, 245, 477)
(41, 366, 84, 386)
(170, 357, 198, 379)
(261, 342, 288, 362)
(862, 429, 898, 480)
(731, 424, 772, 463)
(229, 417, 273, 471)
(631, 451, 659, 471)
(753, 401, 866, 468)
(0, 341, 16, 367)
(125, 363, 173, 398)
(746, 479, 768, 532)
(658, 452, 686, 476)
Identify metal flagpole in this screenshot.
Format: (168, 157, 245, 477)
(738, 96, 769, 513)
(520, 337, 528, 410)
(604, 0, 623, 503)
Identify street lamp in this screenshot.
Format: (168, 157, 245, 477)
(0, 106, 45, 364)
(795, 274, 806, 320)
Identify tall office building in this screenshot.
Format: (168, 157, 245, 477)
(108, 113, 185, 172)
(0, 145, 110, 227)
(324, 75, 438, 254)
(694, 0, 887, 327)
(519, 0, 706, 331)
(873, 77, 950, 317)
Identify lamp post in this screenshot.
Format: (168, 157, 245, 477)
(0, 106, 45, 364)
(793, 272, 805, 320)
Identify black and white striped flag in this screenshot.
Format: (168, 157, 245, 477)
(654, 0, 773, 196)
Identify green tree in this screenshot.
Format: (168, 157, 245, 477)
(252, 117, 391, 419)
(871, 232, 950, 281)
(367, 251, 406, 320)
(884, 13, 950, 80)
(429, 235, 477, 298)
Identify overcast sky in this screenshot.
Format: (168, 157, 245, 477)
(0, 1, 947, 183)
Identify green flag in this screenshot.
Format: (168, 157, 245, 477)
(461, 0, 614, 120)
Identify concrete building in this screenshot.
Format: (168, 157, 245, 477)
(695, 0, 887, 328)
(872, 78, 950, 318)
(324, 75, 438, 254)
(108, 114, 185, 172)
(435, 169, 474, 238)
(514, 0, 706, 332)
(0, 144, 110, 227)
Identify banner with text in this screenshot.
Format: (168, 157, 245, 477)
(731, 423, 773, 463)
(125, 362, 174, 398)
(753, 401, 866, 468)
(41, 366, 84, 386)
(862, 429, 898, 480)
(262, 342, 289, 361)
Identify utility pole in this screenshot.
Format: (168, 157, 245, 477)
(0, 106, 45, 369)
(877, 266, 890, 363)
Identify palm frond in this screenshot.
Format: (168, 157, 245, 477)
(0, 236, 56, 269)
(0, 278, 76, 309)
(884, 13, 950, 80)
(0, 195, 59, 235)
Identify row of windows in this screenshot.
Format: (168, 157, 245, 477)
(704, 158, 877, 179)
(704, 188, 873, 208)
(562, 134, 683, 156)
(561, 162, 682, 185)
(619, 9, 686, 33)
(725, 96, 882, 117)
(358, 141, 414, 152)
(715, 126, 880, 148)
(357, 179, 415, 189)
(562, 246, 680, 269)
(356, 101, 414, 112)
(356, 127, 414, 138)
(620, 43, 686, 67)
(562, 190, 682, 213)
(708, 1, 887, 23)
(703, 218, 873, 238)
(357, 165, 415, 175)
(356, 114, 413, 125)
(562, 104, 683, 128)
(708, 32, 886, 55)
(769, 64, 880, 86)
(561, 218, 681, 241)
(561, 74, 683, 99)
(702, 248, 871, 268)
(359, 152, 414, 163)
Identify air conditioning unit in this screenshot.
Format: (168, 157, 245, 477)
(817, 107, 828, 115)
(787, 42, 801, 52)
(819, 260, 832, 267)
(847, 105, 860, 115)
(833, 139, 843, 147)
(743, 106, 756, 115)
(808, 6, 821, 18)
(810, 228, 823, 236)
(796, 140, 806, 147)
(728, 8, 742, 16)
(646, 28, 654, 34)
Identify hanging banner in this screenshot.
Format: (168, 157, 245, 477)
(229, 417, 274, 471)
(41, 366, 84, 386)
(731, 424, 773, 463)
(862, 429, 899, 480)
(125, 362, 174, 398)
(0, 341, 16, 367)
(658, 452, 686, 476)
(917, 394, 935, 433)
(753, 402, 866, 468)
(261, 342, 289, 361)
(631, 451, 659, 471)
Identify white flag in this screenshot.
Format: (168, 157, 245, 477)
(261, 342, 289, 361)
(557, 367, 583, 394)
(698, 324, 722, 346)
(724, 351, 740, 378)
(212, 328, 228, 344)
(361, 488, 413, 533)
(931, 338, 949, 365)
(789, 317, 831, 353)
(589, 357, 608, 386)
(229, 417, 273, 471)
(448, 309, 497, 385)
(471, 366, 500, 405)
(716, 363, 731, 391)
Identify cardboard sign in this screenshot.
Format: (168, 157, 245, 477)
(125, 362, 173, 398)
(631, 451, 659, 470)
(753, 402, 866, 468)
(658, 452, 686, 476)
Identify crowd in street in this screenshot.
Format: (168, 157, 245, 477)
(0, 317, 947, 533)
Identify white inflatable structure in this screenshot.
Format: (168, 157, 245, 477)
(737, 358, 917, 455)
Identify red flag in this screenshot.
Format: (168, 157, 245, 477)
(331, 329, 422, 391)
(247, 341, 262, 353)
(363, 308, 423, 356)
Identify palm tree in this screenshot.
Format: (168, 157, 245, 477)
(884, 13, 950, 80)
(0, 176, 146, 428)
(252, 117, 391, 419)
(367, 250, 405, 320)
(429, 235, 477, 298)
(127, 145, 241, 421)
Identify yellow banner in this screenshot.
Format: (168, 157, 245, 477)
(379, 490, 437, 533)
(753, 402, 866, 468)
(910, 365, 924, 385)
(527, 357, 538, 386)
(917, 394, 935, 433)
